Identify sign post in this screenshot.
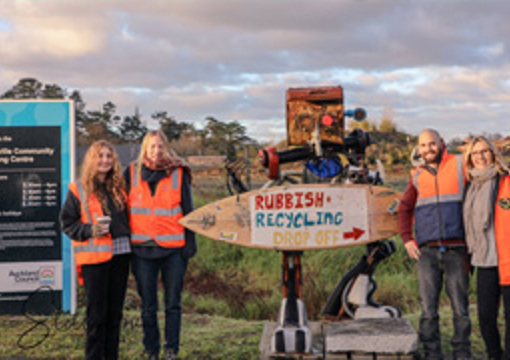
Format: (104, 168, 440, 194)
(0, 100, 75, 314)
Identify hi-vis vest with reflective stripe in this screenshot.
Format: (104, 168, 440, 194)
(128, 163, 185, 248)
(495, 176, 510, 285)
(411, 150, 465, 246)
(68, 182, 113, 266)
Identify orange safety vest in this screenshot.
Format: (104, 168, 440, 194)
(128, 162, 185, 248)
(68, 182, 114, 266)
(411, 150, 465, 245)
(495, 175, 510, 285)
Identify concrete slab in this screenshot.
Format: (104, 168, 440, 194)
(260, 318, 418, 359)
(325, 318, 418, 355)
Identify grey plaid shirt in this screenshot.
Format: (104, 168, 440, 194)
(112, 236, 131, 255)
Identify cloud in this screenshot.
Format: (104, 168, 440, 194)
(0, 3, 108, 60)
(1, 0, 510, 143)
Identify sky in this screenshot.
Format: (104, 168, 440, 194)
(1, 0, 509, 144)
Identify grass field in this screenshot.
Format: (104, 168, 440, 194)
(0, 173, 494, 359)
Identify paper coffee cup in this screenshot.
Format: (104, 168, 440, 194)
(97, 216, 111, 225)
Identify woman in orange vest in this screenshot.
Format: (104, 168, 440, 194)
(124, 130, 196, 360)
(61, 140, 131, 360)
(463, 135, 510, 360)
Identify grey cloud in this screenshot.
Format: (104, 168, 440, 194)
(2, 0, 510, 144)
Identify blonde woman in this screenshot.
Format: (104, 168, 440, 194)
(61, 140, 131, 360)
(463, 136, 510, 360)
(124, 130, 196, 360)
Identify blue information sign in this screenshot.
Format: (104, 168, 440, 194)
(0, 100, 75, 314)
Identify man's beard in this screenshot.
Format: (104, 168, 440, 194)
(423, 150, 441, 164)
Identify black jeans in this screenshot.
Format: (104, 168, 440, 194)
(81, 254, 130, 360)
(417, 246, 471, 360)
(477, 267, 510, 360)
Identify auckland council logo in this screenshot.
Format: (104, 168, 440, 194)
(39, 267, 55, 285)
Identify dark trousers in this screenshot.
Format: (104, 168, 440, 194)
(81, 254, 130, 360)
(477, 267, 510, 360)
(132, 251, 188, 356)
(417, 246, 471, 360)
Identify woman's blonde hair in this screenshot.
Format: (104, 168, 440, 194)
(79, 140, 126, 213)
(134, 130, 183, 179)
(464, 135, 509, 181)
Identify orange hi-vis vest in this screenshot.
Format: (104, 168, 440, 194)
(411, 150, 465, 245)
(128, 163, 185, 248)
(495, 175, 510, 285)
(68, 182, 114, 266)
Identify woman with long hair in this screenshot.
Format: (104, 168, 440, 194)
(463, 135, 510, 360)
(61, 140, 131, 360)
(124, 130, 196, 360)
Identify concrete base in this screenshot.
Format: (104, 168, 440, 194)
(260, 318, 418, 360)
(325, 318, 418, 355)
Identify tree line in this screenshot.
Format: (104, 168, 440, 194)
(0, 78, 418, 165)
(5, 78, 503, 167)
(1, 78, 255, 159)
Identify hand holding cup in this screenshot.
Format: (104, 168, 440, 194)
(92, 216, 111, 237)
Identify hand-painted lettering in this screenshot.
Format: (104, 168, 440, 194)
(276, 193, 283, 209)
(316, 230, 340, 246)
(305, 192, 314, 207)
(316, 212, 323, 225)
(294, 213, 302, 228)
(315, 192, 324, 207)
(275, 213, 284, 227)
(273, 230, 310, 247)
(267, 213, 274, 227)
(256, 213, 264, 227)
(304, 213, 315, 227)
(255, 211, 343, 228)
(324, 212, 333, 224)
(255, 195, 263, 210)
(285, 193, 293, 209)
(265, 195, 274, 209)
(334, 212, 343, 225)
(255, 191, 326, 211)
(295, 192, 304, 208)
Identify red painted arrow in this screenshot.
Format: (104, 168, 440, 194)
(343, 227, 365, 241)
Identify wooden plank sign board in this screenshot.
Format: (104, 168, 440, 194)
(180, 184, 402, 251)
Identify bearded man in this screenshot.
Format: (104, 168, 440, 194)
(399, 129, 472, 360)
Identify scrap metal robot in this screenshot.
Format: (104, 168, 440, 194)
(226, 86, 400, 355)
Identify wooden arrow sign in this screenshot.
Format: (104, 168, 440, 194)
(179, 184, 402, 251)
